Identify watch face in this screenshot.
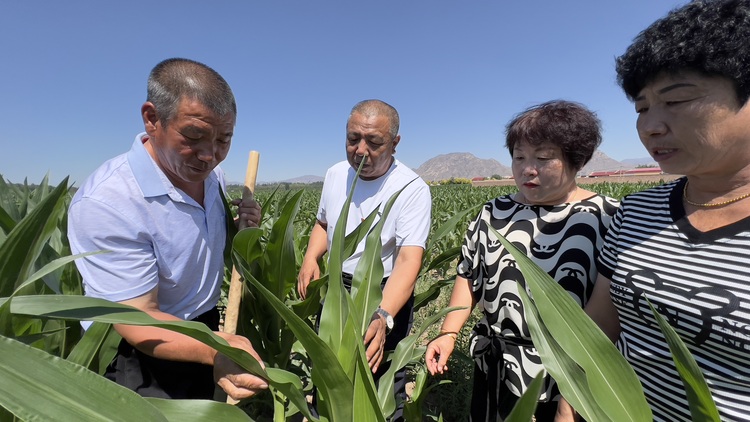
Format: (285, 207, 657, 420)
(377, 308, 394, 329)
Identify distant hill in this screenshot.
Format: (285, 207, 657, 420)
(415, 153, 511, 182)
(280, 175, 324, 184)
(579, 151, 628, 175)
(267, 151, 649, 184)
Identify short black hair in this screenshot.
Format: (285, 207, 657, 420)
(616, 0, 750, 105)
(505, 100, 602, 171)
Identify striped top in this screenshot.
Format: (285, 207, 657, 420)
(598, 177, 750, 421)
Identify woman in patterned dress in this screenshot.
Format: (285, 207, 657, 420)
(425, 100, 619, 421)
(558, 1, 750, 421)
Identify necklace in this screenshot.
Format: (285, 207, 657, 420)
(683, 180, 750, 207)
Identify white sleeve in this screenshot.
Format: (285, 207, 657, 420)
(395, 181, 432, 248)
(68, 198, 159, 302)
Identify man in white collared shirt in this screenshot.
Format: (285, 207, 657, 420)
(68, 58, 267, 401)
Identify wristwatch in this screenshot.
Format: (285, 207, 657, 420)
(375, 307, 394, 334)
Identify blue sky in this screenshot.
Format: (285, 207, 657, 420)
(1, 1, 684, 185)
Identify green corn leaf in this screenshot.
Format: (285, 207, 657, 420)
(647, 299, 721, 422)
(377, 306, 465, 416)
(11, 251, 103, 296)
(144, 398, 252, 421)
(66, 321, 112, 369)
(403, 367, 451, 421)
(0, 334, 168, 422)
(413, 277, 453, 313)
(0, 204, 15, 236)
(8, 295, 267, 377)
(0, 177, 69, 297)
(241, 271, 351, 421)
(352, 333, 386, 422)
(342, 206, 379, 261)
(423, 246, 462, 273)
(351, 184, 410, 334)
(505, 371, 544, 422)
(7, 294, 318, 420)
(519, 287, 610, 421)
(488, 226, 651, 421)
(424, 203, 481, 256)
(263, 189, 304, 299)
(233, 227, 265, 268)
(319, 158, 366, 351)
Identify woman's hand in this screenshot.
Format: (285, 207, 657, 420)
(555, 398, 579, 422)
(425, 333, 457, 375)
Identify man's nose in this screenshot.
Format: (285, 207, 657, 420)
(195, 142, 217, 162)
(355, 140, 369, 156)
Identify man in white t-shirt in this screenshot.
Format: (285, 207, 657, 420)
(297, 99, 431, 418)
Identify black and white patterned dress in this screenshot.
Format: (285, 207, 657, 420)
(456, 194, 619, 420)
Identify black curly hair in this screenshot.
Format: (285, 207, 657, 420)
(505, 100, 602, 172)
(616, 0, 750, 105)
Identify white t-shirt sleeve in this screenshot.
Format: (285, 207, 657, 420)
(395, 181, 432, 248)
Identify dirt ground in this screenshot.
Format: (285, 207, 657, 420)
(472, 174, 683, 187)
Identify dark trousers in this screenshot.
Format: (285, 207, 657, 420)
(471, 363, 559, 422)
(104, 307, 220, 400)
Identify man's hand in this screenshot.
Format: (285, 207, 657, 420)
(213, 333, 268, 401)
(232, 198, 261, 228)
(297, 221, 327, 299)
(297, 258, 320, 299)
(425, 334, 456, 375)
(364, 313, 388, 373)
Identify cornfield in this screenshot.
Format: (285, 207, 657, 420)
(0, 174, 717, 421)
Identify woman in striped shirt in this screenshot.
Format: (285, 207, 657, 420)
(559, 1, 750, 420)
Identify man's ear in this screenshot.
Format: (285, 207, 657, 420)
(391, 135, 401, 153)
(142, 102, 160, 135)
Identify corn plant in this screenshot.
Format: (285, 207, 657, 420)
(0, 175, 720, 421)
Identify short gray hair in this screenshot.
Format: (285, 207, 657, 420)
(147, 58, 236, 125)
(349, 99, 399, 139)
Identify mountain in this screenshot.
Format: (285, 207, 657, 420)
(415, 152, 511, 182)
(579, 151, 628, 175)
(280, 175, 324, 184)
(414, 150, 640, 181)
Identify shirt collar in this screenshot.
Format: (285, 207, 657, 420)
(126, 132, 219, 203)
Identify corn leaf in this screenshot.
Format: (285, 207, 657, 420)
(319, 158, 366, 351)
(65, 321, 113, 369)
(505, 372, 544, 422)
(263, 189, 304, 299)
(241, 271, 351, 421)
(144, 398, 252, 421)
(377, 306, 465, 415)
(351, 185, 408, 334)
(0, 177, 69, 297)
(352, 334, 386, 422)
(647, 300, 721, 422)
(0, 334, 168, 422)
(424, 203, 481, 255)
(413, 277, 453, 313)
(489, 226, 651, 421)
(519, 287, 610, 421)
